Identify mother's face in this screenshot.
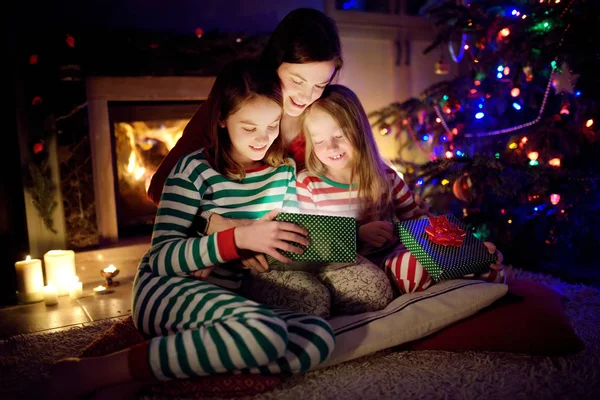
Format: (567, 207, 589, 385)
(277, 61, 337, 117)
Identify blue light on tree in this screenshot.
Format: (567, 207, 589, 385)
(475, 112, 485, 119)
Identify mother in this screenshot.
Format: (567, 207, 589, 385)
(149, 7, 343, 206)
(148, 8, 344, 273)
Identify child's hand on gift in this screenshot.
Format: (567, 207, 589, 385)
(234, 209, 309, 264)
(359, 221, 395, 247)
(483, 242, 504, 271)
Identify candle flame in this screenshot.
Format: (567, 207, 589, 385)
(103, 265, 117, 273)
(94, 285, 107, 292)
(26, 255, 31, 261)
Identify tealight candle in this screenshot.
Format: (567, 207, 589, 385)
(44, 250, 76, 296)
(68, 276, 83, 300)
(93, 285, 107, 294)
(44, 282, 58, 306)
(14, 255, 44, 303)
(103, 265, 117, 274)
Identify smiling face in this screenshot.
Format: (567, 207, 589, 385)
(304, 107, 354, 175)
(224, 96, 282, 168)
(277, 61, 337, 117)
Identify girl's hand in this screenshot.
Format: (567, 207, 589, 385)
(358, 221, 395, 247)
(412, 194, 434, 219)
(234, 209, 309, 264)
(483, 242, 504, 270)
(239, 252, 269, 273)
(189, 266, 217, 281)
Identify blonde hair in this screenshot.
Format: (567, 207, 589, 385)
(303, 84, 394, 222)
(206, 59, 287, 180)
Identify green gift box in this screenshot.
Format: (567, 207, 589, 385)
(266, 212, 357, 267)
(394, 214, 497, 282)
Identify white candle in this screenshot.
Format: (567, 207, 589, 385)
(43, 282, 58, 306)
(44, 250, 76, 296)
(14, 255, 44, 303)
(93, 285, 107, 294)
(68, 276, 83, 300)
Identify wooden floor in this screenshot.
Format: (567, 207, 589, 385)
(0, 277, 133, 339)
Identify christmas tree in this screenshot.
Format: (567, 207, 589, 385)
(370, 0, 600, 278)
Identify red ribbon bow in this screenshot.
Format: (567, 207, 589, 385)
(425, 215, 466, 247)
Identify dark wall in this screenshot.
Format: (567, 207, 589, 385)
(16, 0, 324, 34)
(1, 28, 28, 306)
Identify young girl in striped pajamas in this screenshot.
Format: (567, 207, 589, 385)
(297, 85, 505, 295)
(48, 59, 335, 398)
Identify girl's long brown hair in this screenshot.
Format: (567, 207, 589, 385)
(205, 59, 287, 180)
(303, 85, 394, 222)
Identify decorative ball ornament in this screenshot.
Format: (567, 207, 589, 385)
(33, 142, 44, 154)
(66, 34, 75, 48)
(435, 56, 450, 75)
(452, 174, 473, 202)
(551, 63, 579, 94)
(195, 27, 204, 38)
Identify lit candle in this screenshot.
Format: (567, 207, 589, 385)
(68, 276, 83, 300)
(103, 265, 117, 274)
(44, 282, 58, 306)
(14, 255, 44, 303)
(44, 250, 76, 296)
(93, 285, 107, 294)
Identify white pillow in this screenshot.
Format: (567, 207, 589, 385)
(320, 279, 508, 368)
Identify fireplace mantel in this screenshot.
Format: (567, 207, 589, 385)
(85, 76, 215, 244)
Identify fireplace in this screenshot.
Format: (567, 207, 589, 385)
(86, 76, 215, 244)
(109, 101, 202, 237)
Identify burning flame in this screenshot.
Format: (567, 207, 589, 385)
(115, 120, 186, 193)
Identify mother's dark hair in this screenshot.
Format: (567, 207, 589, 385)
(260, 8, 343, 81)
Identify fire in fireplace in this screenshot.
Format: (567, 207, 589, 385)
(109, 101, 202, 237)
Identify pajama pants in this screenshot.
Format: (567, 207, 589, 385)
(244, 255, 394, 319)
(132, 269, 335, 381)
(382, 247, 506, 294)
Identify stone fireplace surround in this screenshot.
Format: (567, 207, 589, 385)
(75, 76, 215, 283)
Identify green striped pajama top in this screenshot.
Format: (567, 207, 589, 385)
(138, 149, 299, 290)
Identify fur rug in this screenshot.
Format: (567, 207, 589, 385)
(1, 267, 599, 400)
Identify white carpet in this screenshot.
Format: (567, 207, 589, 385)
(1, 267, 599, 400)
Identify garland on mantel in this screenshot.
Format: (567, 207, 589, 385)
(23, 29, 267, 232)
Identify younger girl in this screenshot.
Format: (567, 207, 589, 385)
(48, 59, 335, 398)
(297, 85, 505, 295)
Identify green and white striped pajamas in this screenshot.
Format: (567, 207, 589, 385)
(132, 150, 334, 380)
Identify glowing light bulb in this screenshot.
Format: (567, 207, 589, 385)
(475, 112, 484, 119)
(527, 151, 539, 161)
(503, 66, 510, 75)
(521, 137, 528, 143)
(441, 179, 450, 186)
(510, 87, 520, 97)
(464, 44, 469, 50)
(445, 151, 454, 158)
(586, 119, 594, 128)
(509, 142, 518, 149)
(500, 28, 510, 37)
(548, 158, 561, 167)
(550, 194, 561, 205)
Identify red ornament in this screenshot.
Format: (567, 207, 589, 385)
(452, 174, 473, 202)
(33, 142, 44, 154)
(29, 54, 38, 65)
(32, 96, 43, 105)
(195, 27, 204, 38)
(66, 34, 75, 48)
